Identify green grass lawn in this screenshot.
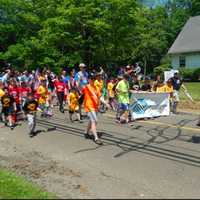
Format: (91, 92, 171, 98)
(180, 82, 200, 101)
(0, 169, 54, 199)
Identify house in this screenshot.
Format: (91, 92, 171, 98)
(168, 16, 200, 69)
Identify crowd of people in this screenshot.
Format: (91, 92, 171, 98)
(0, 63, 199, 145)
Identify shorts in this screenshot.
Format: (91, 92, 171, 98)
(119, 103, 129, 111)
(48, 87, 54, 93)
(173, 90, 180, 102)
(2, 107, 14, 116)
(87, 111, 98, 122)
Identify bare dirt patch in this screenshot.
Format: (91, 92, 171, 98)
(179, 101, 200, 114)
(0, 142, 92, 199)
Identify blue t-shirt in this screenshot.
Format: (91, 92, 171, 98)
(75, 71, 88, 88)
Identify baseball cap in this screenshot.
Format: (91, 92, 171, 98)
(79, 63, 86, 68)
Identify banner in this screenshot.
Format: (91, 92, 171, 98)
(130, 92, 170, 120)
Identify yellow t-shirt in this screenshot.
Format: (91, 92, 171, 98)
(37, 85, 48, 104)
(156, 85, 166, 93)
(94, 80, 103, 93)
(107, 82, 115, 98)
(165, 85, 173, 93)
(39, 76, 46, 81)
(68, 92, 79, 112)
(0, 89, 5, 98)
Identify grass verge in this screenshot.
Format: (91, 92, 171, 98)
(0, 168, 54, 199)
(180, 82, 200, 101)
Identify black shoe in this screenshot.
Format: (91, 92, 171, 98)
(29, 131, 35, 137)
(10, 126, 14, 130)
(84, 133, 93, 140)
(97, 132, 103, 138)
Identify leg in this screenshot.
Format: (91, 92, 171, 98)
(57, 92, 64, 113)
(76, 111, 81, 121)
(90, 121, 98, 141)
(173, 90, 180, 114)
(88, 111, 102, 145)
(86, 120, 91, 134)
(69, 112, 73, 122)
(172, 101, 178, 114)
(8, 114, 14, 129)
(27, 113, 35, 135)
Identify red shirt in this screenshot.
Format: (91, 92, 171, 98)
(54, 81, 66, 93)
(8, 85, 20, 104)
(19, 87, 32, 98)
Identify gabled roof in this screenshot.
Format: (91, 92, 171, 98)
(168, 16, 200, 54)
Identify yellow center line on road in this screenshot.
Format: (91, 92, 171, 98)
(104, 113, 200, 133)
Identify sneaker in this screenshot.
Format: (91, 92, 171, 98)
(84, 133, 93, 140)
(60, 109, 65, 113)
(10, 125, 14, 130)
(97, 132, 103, 138)
(94, 139, 103, 145)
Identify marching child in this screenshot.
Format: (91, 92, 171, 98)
(107, 78, 116, 111)
(1, 88, 17, 130)
(36, 80, 52, 118)
(67, 87, 81, 122)
(23, 93, 39, 137)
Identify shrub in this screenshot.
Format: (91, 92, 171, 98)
(192, 68, 200, 81)
(153, 63, 172, 76)
(179, 68, 200, 81)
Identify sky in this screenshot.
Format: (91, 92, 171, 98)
(142, 0, 168, 7)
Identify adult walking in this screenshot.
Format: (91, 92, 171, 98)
(82, 73, 103, 145)
(76, 63, 89, 119)
(170, 72, 183, 114)
(115, 74, 130, 123)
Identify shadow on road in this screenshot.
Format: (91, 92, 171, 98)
(37, 117, 200, 168)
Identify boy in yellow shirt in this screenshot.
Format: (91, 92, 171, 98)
(36, 80, 52, 118)
(94, 74, 104, 94)
(107, 79, 116, 110)
(68, 88, 81, 122)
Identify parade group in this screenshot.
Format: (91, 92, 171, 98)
(0, 63, 196, 145)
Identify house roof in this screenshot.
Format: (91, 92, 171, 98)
(168, 16, 200, 54)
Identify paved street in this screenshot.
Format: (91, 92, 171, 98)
(0, 110, 200, 198)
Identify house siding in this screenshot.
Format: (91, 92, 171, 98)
(186, 53, 200, 68)
(171, 53, 200, 69)
(171, 55, 180, 69)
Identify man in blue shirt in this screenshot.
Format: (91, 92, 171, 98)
(170, 72, 183, 114)
(75, 63, 89, 90)
(75, 63, 89, 120)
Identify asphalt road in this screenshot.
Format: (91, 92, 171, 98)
(0, 110, 200, 198)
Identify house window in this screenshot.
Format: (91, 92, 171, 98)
(179, 56, 186, 67)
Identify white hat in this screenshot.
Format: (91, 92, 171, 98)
(79, 63, 86, 68)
